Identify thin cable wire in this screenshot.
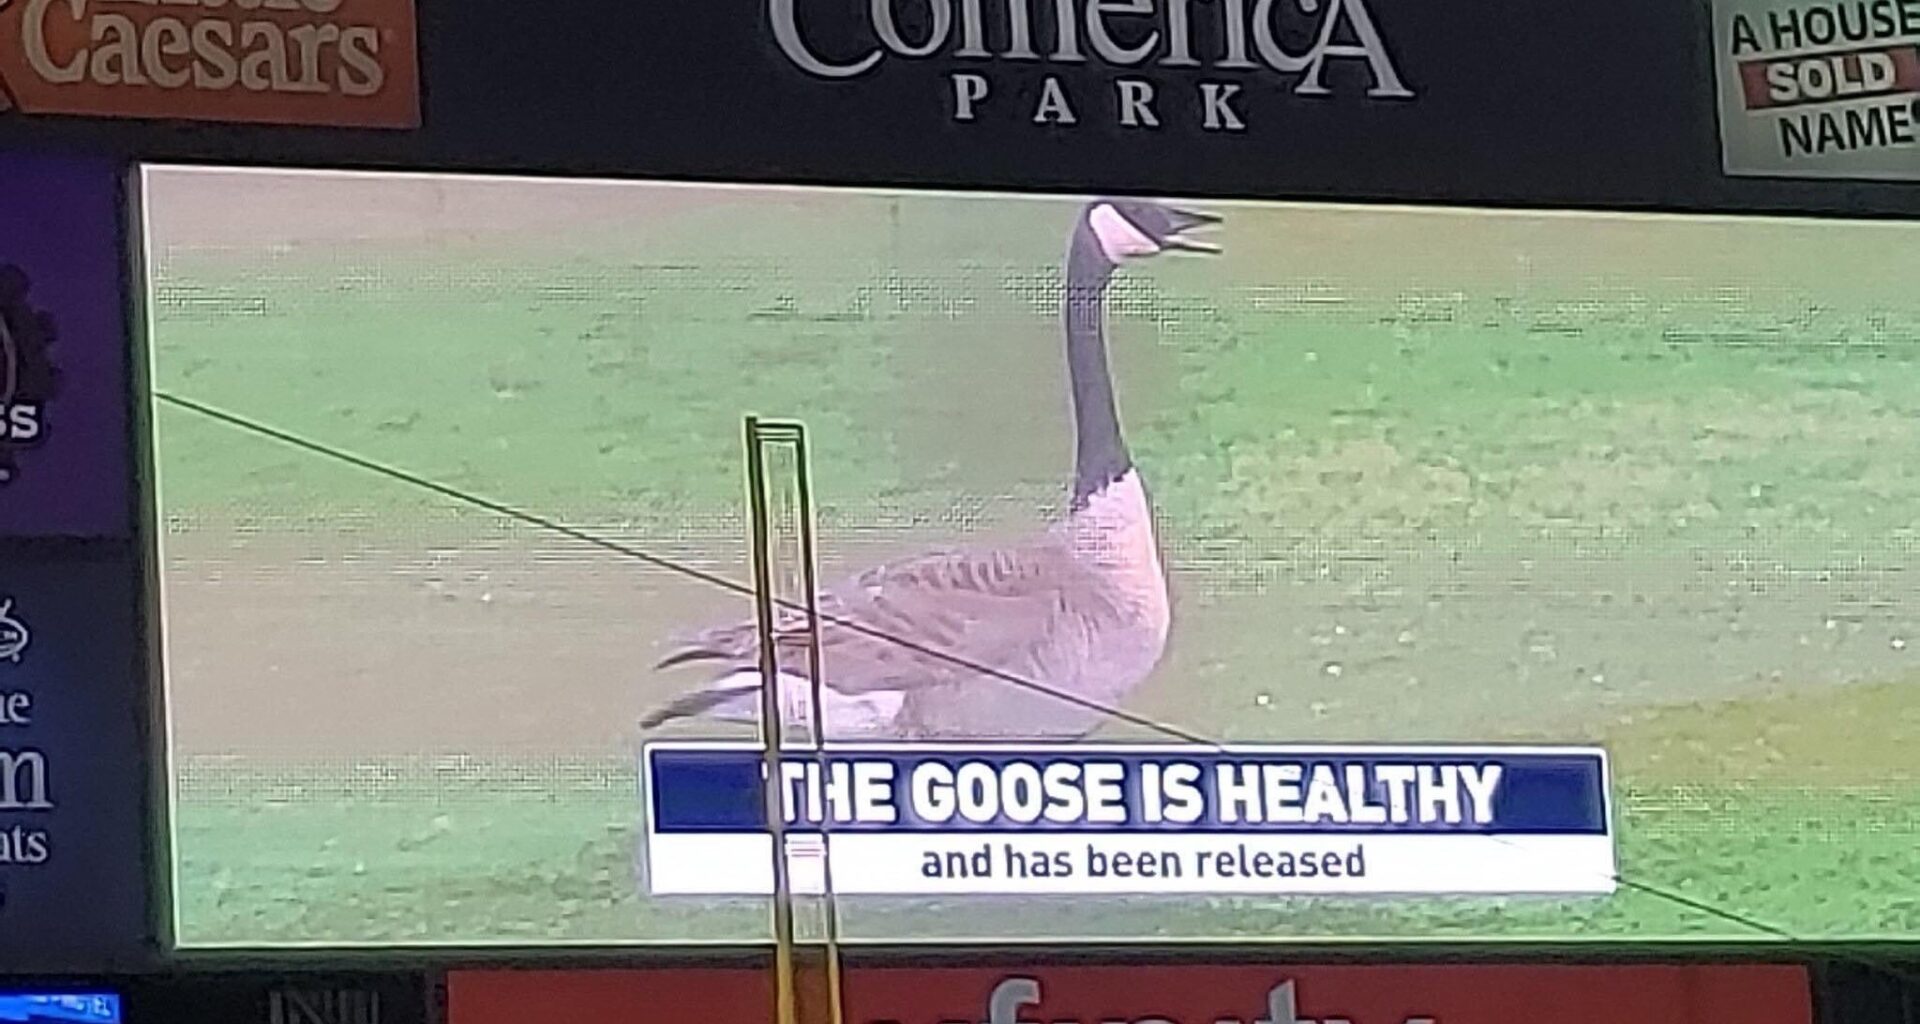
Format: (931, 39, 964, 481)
(153, 390, 1920, 978)
(154, 391, 1215, 744)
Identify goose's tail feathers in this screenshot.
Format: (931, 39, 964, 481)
(653, 646, 731, 671)
(653, 620, 761, 671)
(639, 679, 757, 730)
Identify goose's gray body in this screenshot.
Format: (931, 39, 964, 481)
(643, 199, 1218, 741)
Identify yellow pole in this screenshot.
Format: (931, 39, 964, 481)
(745, 416, 798, 1024)
(793, 424, 846, 1024)
(746, 418, 846, 1024)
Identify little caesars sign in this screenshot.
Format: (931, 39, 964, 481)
(0, 0, 418, 128)
(769, 0, 1413, 130)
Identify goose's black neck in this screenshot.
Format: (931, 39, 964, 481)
(1065, 222, 1129, 508)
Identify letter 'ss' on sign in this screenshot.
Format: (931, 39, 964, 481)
(0, 0, 419, 129)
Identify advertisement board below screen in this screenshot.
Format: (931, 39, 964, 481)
(447, 965, 1814, 1024)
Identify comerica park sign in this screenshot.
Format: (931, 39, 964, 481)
(768, 0, 1413, 131)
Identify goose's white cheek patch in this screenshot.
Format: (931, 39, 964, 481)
(1089, 204, 1159, 260)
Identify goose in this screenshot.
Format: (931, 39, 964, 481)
(640, 198, 1221, 741)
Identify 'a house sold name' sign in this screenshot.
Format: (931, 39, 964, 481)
(1714, 0, 1920, 177)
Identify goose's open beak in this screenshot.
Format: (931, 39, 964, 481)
(1163, 208, 1223, 254)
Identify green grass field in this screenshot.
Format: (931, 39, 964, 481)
(146, 173, 1920, 946)
(168, 680, 1920, 944)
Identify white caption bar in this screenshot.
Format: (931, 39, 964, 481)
(647, 832, 1617, 896)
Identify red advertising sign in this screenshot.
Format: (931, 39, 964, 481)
(0, 0, 419, 128)
(448, 964, 1813, 1024)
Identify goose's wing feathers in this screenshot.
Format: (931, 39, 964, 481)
(654, 541, 1115, 695)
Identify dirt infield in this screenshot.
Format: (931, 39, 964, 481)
(142, 168, 832, 253)
(158, 519, 1920, 760)
(160, 524, 737, 757)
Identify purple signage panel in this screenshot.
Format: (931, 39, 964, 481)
(0, 154, 128, 538)
(0, 549, 147, 967)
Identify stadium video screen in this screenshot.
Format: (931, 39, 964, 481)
(141, 165, 1920, 947)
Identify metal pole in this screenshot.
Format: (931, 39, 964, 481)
(791, 425, 846, 1024)
(745, 416, 798, 1024)
(745, 418, 846, 1024)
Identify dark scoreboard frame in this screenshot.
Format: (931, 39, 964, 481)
(0, 0, 1916, 999)
(0, 0, 1909, 217)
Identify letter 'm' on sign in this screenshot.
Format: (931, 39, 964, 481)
(0, 749, 52, 810)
